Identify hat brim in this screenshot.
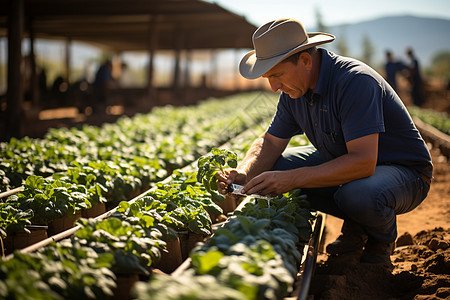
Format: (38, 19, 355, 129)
(239, 32, 335, 79)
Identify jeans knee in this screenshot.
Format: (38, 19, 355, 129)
(271, 146, 324, 171)
(334, 183, 381, 220)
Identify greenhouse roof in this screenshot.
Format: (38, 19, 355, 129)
(0, 0, 257, 51)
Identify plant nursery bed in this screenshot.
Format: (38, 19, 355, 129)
(2, 225, 48, 255)
(164, 197, 326, 300)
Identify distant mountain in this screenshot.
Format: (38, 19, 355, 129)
(317, 15, 450, 68)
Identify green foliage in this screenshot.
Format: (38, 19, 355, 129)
(6, 175, 92, 225)
(115, 198, 181, 253)
(75, 217, 165, 273)
(234, 189, 313, 243)
(133, 270, 248, 300)
(0, 253, 63, 300)
(125, 170, 217, 236)
(135, 189, 315, 300)
(0, 92, 275, 194)
(360, 34, 375, 66)
(409, 106, 450, 135)
(335, 27, 349, 57)
(190, 190, 314, 299)
(0, 240, 116, 300)
(0, 92, 287, 299)
(0, 202, 33, 238)
(36, 239, 117, 299)
(138, 239, 296, 300)
(6, 175, 91, 225)
(0, 169, 11, 192)
(197, 147, 238, 202)
(430, 50, 450, 80)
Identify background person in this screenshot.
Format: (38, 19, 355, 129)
(384, 50, 407, 93)
(406, 47, 425, 107)
(92, 59, 114, 113)
(217, 18, 433, 265)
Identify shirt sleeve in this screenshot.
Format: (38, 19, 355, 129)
(267, 93, 303, 139)
(338, 74, 385, 142)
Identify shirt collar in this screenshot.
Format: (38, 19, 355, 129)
(310, 48, 332, 103)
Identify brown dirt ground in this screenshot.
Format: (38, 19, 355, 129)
(309, 82, 450, 300)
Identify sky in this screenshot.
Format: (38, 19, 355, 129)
(205, 0, 450, 28)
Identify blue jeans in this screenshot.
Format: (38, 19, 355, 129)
(272, 145, 431, 243)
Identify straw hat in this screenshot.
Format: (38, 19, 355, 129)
(239, 18, 335, 79)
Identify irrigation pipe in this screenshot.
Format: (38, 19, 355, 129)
(295, 212, 325, 300)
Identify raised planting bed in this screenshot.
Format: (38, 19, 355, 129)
(0, 145, 324, 299)
(0, 92, 279, 253)
(2, 225, 48, 256)
(0, 103, 321, 299)
(0, 165, 226, 298)
(413, 117, 450, 158)
(133, 188, 322, 300)
(0, 92, 278, 193)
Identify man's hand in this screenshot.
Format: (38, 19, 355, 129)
(215, 132, 290, 196)
(216, 169, 247, 195)
(242, 170, 294, 196)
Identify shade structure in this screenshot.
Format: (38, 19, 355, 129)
(0, 0, 259, 141)
(0, 0, 257, 51)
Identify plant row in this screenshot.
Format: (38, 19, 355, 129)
(0, 164, 225, 299)
(0, 92, 314, 299)
(131, 147, 314, 299)
(134, 189, 315, 300)
(0, 146, 315, 300)
(0, 92, 277, 192)
(0, 92, 278, 249)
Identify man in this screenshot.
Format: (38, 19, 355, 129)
(406, 47, 425, 107)
(217, 18, 432, 264)
(92, 59, 114, 113)
(385, 50, 407, 92)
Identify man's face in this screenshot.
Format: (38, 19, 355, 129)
(262, 53, 311, 99)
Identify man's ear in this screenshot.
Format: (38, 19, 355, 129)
(298, 52, 312, 71)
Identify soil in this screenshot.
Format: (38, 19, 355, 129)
(310, 81, 450, 300)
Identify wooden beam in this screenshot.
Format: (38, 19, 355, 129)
(147, 15, 159, 101)
(184, 49, 191, 88)
(64, 38, 71, 84)
(20, 0, 224, 17)
(172, 25, 184, 102)
(5, 0, 24, 140)
(29, 27, 39, 106)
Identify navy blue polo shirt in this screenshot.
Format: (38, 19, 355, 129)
(267, 49, 433, 179)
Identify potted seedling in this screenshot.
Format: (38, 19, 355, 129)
(0, 202, 42, 255)
(197, 148, 238, 214)
(6, 175, 90, 236)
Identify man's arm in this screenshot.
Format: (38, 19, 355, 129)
(238, 131, 290, 181)
(243, 133, 379, 196)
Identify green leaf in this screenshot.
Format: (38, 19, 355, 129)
(116, 201, 130, 213)
(211, 191, 225, 203)
(204, 203, 223, 216)
(25, 175, 45, 190)
(235, 215, 253, 235)
(196, 148, 238, 195)
(113, 251, 149, 275)
(249, 218, 271, 235)
(208, 173, 218, 191)
(191, 249, 224, 274)
(227, 159, 237, 168)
